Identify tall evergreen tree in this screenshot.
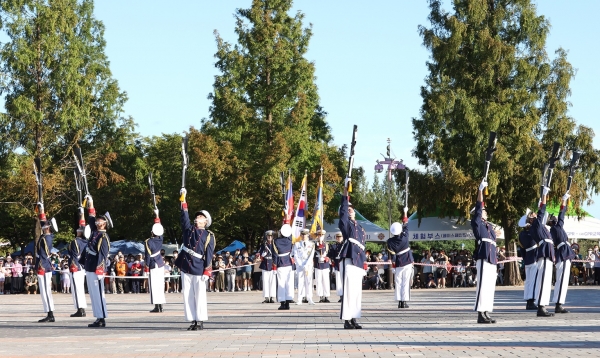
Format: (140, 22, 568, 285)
(0, 0, 127, 247)
(413, 0, 600, 285)
(202, 0, 344, 249)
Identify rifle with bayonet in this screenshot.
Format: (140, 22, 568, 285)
(180, 136, 189, 203)
(482, 131, 497, 196)
(346, 125, 358, 193)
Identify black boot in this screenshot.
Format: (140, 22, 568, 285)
(263, 298, 270, 303)
(70, 308, 84, 317)
(537, 305, 555, 317)
(302, 297, 308, 303)
(187, 320, 198, 330)
(403, 301, 409, 308)
(526, 299, 538, 310)
(159, 304, 163, 312)
(88, 318, 106, 327)
(284, 301, 290, 310)
(323, 297, 330, 303)
(150, 304, 160, 313)
(555, 303, 569, 313)
(80, 308, 86, 317)
(269, 297, 275, 303)
(197, 321, 204, 330)
(39, 311, 55, 323)
(477, 312, 491, 324)
(319, 296, 323, 303)
(483, 311, 496, 323)
(398, 301, 402, 308)
(344, 320, 354, 329)
(278, 302, 286, 310)
(338, 295, 343, 303)
(350, 318, 362, 329)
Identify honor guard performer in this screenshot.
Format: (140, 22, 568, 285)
(331, 232, 344, 302)
(518, 208, 538, 310)
(36, 204, 57, 323)
(68, 208, 88, 317)
(314, 230, 332, 303)
(549, 193, 576, 314)
(146, 215, 166, 313)
(338, 178, 367, 329)
(471, 180, 498, 324)
(387, 209, 413, 309)
(82, 197, 111, 328)
(259, 230, 277, 303)
(294, 228, 315, 305)
(274, 224, 294, 310)
(176, 189, 215, 331)
(530, 186, 556, 317)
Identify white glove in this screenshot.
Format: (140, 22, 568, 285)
(562, 193, 571, 201)
(403, 207, 408, 215)
(479, 180, 488, 191)
(97, 274, 105, 280)
(344, 177, 351, 188)
(153, 209, 159, 217)
(36, 202, 44, 213)
(78, 206, 84, 214)
(180, 188, 187, 196)
(542, 186, 550, 196)
(84, 194, 93, 207)
(201, 274, 209, 282)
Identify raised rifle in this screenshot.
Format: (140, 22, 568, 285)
(148, 171, 158, 213)
(482, 132, 497, 196)
(33, 157, 43, 212)
(404, 168, 409, 219)
(180, 136, 189, 202)
(346, 125, 358, 192)
(73, 147, 90, 207)
(542, 142, 561, 197)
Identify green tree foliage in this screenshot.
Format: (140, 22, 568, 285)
(0, 0, 128, 248)
(413, 0, 600, 285)
(201, 0, 344, 251)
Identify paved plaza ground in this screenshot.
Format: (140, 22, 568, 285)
(1, 286, 599, 357)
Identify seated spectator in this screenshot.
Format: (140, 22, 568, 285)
(453, 260, 466, 287)
(570, 264, 580, 286)
(365, 265, 383, 290)
(412, 273, 422, 289)
(425, 272, 436, 288)
(25, 269, 38, 294)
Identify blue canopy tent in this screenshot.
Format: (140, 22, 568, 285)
(216, 240, 246, 254)
(12, 241, 59, 256)
(109, 240, 145, 256)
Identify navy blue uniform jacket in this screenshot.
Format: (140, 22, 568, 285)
(328, 242, 342, 269)
(259, 242, 275, 271)
(36, 221, 54, 272)
(531, 204, 555, 261)
(338, 196, 367, 268)
(68, 236, 88, 270)
(145, 235, 165, 269)
(82, 215, 110, 272)
(470, 201, 498, 264)
(550, 207, 576, 263)
(174, 208, 215, 276)
(386, 224, 414, 267)
(518, 229, 537, 266)
(314, 241, 331, 270)
(273, 235, 293, 267)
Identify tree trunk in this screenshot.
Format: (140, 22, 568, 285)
(504, 238, 523, 286)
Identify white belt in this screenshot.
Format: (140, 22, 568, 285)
(543, 239, 553, 244)
(557, 242, 566, 249)
(480, 238, 496, 246)
(277, 252, 290, 257)
(86, 247, 97, 256)
(398, 247, 410, 255)
(526, 244, 538, 252)
(150, 252, 160, 258)
(181, 246, 203, 259)
(265, 256, 272, 260)
(348, 238, 365, 251)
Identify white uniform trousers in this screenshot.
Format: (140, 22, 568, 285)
(534, 257, 553, 306)
(315, 268, 331, 297)
(70, 270, 87, 309)
(394, 264, 413, 302)
(473, 259, 496, 313)
(552, 259, 571, 305)
(149, 267, 166, 305)
(181, 272, 208, 322)
(38, 272, 55, 312)
(335, 265, 343, 296)
(262, 270, 276, 298)
(297, 265, 314, 302)
(85, 272, 108, 318)
(340, 259, 366, 320)
(523, 263, 537, 300)
(276, 266, 294, 302)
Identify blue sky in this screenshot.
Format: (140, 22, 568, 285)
(93, 0, 600, 217)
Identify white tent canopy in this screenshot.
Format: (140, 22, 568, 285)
(558, 215, 600, 239)
(310, 219, 389, 242)
(407, 214, 504, 242)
